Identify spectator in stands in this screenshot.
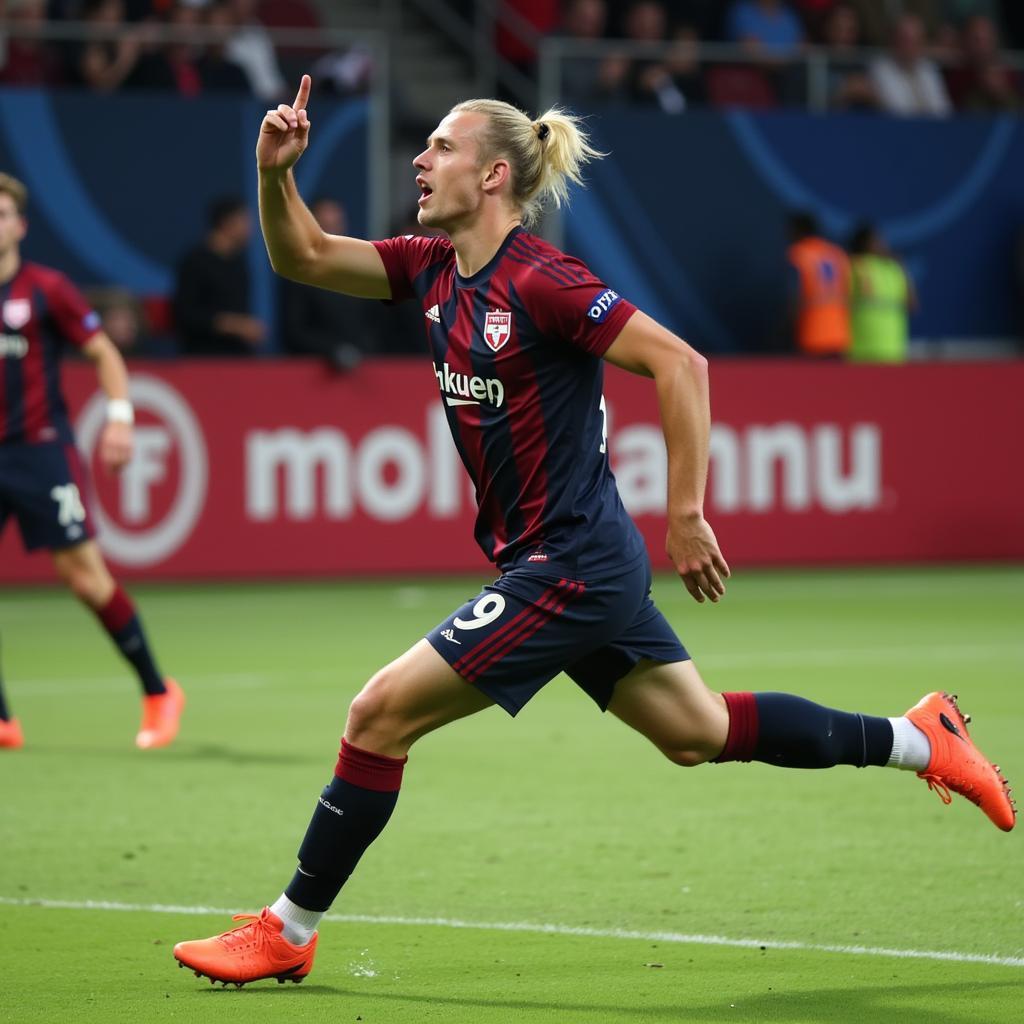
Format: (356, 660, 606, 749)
(557, 0, 615, 106)
(823, 3, 879, 110)
(173, 196, 267, 356)
(726, 0, 805, 59)
(869, 13, 952, 115)
(87, 286, 179, 359)
(945, 14, 1021, 111)
(125, 1, 205, 96)
(786, 211, 852, 358)
(848, 1, 952, 47)
(221, 0, 287, 102)
(847, 222, 915, 363)
(199, 1, 253, 93)
(281, 199, 380, 370)
(71, 0, 144, 94)
(0, 0, 64, 86)
(614, 1, 699, 113)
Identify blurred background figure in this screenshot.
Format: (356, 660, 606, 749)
(726, 0, 805, 60)
(280, 198, 379, 370)
(0, 0, 63, 87)
(870, 13, 952, 116)
(945, 14, 1021, 111)
(557, 0, 612, 106)
(847, 222, 916, 363)
(71, 0, 143, 94)
(786, 211, 851, 358)
(822, 3, 879, 110)
(173, 196, 266, 356)
(220, 0, 287, 101)
(87, 286, 180, 359)
(198, 0, 254, 93)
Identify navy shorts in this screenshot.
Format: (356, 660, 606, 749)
(0, 441, 95, 551)
(426, 557, 689, 716)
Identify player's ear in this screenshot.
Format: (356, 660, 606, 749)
(481, 159, 510, 195)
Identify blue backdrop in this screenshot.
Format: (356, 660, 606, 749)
(0, 89, 369, 340)
(566, 109, 1024, 353)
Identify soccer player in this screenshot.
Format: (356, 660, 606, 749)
(0, 173, 183, 751)
(173, 77, 1015, 986)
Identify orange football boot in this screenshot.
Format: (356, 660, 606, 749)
(905, 691, 1015, 832)
(0, 717, 24, 750)
(173, 908, 318, 986)
(136, 678, 185, 750)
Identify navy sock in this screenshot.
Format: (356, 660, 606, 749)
(0, 675, 9, 722)
(716, 692, 893, 768)
(285, 739, 407, 913)
(95, 586, 166, 696)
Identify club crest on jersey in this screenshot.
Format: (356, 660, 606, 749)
(3, 298, 31, 330)
(483, 309, 512, 352)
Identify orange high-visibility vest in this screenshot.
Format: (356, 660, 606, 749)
(788, 237, 852, 356)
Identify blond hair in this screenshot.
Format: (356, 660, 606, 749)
(0, 173, 27, 215)
(451, 99, 604, 229)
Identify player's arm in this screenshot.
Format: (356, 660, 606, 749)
(603, 311, 730, 604)
(82, 332, 133, 474)
(257, 75, 390, 299)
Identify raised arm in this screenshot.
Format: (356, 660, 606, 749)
(603, 310, 730, 604)
(257, 75, 391, 298)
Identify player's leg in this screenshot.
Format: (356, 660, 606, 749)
(174, 639, 493, 985)
(50, 539, 183, 748)
(606, 657, 1015, 831)
(0, 631, 24, 750)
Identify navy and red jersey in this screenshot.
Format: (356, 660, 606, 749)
(373, 226, 647, 577)
(0, 261, 101, 446)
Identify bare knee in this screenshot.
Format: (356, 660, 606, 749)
(661, 746, 715, 768)
(345, 666, 410, 753)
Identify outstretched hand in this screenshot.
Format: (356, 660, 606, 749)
(667, 514, 731, 604)
(257, 74, 312, 172)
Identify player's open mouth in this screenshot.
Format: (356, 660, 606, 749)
(417, 179, 433, 205)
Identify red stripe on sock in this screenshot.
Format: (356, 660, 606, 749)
(715, 691, 760, 763)
(462, 581, 584, 683)
(334, 737, 407, 792)
(97, 585, 135, 634)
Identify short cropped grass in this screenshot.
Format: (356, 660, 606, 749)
(1, 567, 1022, 1023)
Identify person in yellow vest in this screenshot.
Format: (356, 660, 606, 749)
(847, 222, 917, 363)
(786, 211, 851, 357)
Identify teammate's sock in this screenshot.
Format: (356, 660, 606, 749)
(269, 894, 323, 946)
(284, 738, 407, 913)
(714, 692, 894, 768)
(0, 680, 10, 722)
(885, 716, 932, 771)
(94, 586, 167, 696)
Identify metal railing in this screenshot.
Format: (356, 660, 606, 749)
(0, 19, 392, 235)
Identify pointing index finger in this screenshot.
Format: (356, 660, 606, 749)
(293, 74, 311, 112)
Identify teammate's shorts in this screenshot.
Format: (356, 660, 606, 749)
(426, 557, 689, 716)
(0, 441, 95, 551)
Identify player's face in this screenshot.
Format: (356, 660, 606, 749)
(0, 195, 27, 258)
(413, 111, 490, 232)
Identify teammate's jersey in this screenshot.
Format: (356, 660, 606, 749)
(0, 261, 101, 445)
(373, 226, 646, 577)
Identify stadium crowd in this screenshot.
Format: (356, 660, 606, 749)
(1, 0, 1022, 359)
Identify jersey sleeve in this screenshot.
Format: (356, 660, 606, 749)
(42, 271, 102, 349)
(521, 255, 637, 357)
(371, 234, 452, 303)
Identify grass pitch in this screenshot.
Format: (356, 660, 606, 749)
(1, 567, 1022, 1023)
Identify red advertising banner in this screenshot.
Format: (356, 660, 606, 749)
(2, 359, 1022, 582)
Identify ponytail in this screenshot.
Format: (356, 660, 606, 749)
(451, 99, 604, 228)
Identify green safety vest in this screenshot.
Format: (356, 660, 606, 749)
(849, 255, 909, 363)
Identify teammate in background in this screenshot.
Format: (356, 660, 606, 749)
(0, 173, 183, 751)
(786, 211, 851, 358)
(847, 221, 916, 363)
(173, 76, 1015, 987)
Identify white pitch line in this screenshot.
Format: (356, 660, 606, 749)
(1, 896, 1021, 970)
